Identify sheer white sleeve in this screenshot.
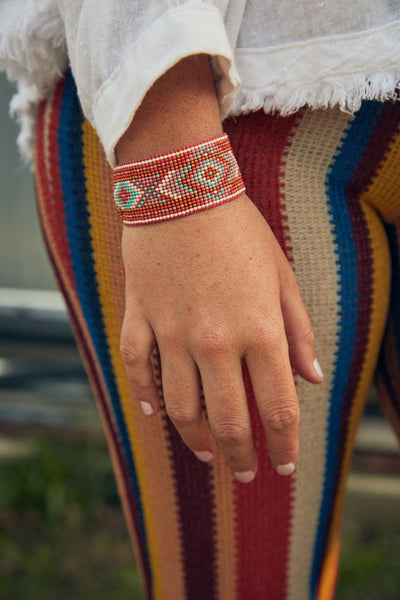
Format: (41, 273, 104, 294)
(0, 0, 241, 165)
(0, 0, 67, 161)
(56, 0, 240, 165)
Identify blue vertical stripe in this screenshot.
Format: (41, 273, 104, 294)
(311, 101, 385, 597)
(56, 71, 151, 587)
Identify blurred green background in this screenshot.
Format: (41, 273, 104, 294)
(0, 72, 400, 600)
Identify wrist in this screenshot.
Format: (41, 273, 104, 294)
(114, 134, 245, 225)
(115, 54, 223, 164)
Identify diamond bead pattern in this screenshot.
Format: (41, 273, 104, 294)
(113, 134, 245, 225)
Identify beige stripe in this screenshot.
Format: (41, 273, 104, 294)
(87, 130, 186, 600)
(281, 108, 353, 600)
(42, 90, 53, 190)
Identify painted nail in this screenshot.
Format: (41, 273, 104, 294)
(313, 358, 324, 379)
(277, 463, 296, 476)
(194, 451, 214, 463)
(234, 470, 256, 484)
(140, 401, 154, 416)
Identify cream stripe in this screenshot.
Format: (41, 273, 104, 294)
(281, 108, 353, 600)
(42, 90, 53, 195)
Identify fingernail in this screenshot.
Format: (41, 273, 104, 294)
(234, 470, 256, 484)
(313, 358, 324, 379)
(277, 462, 296, 476)
(194, 451, 214, 463)
(140, 401, 154, 416)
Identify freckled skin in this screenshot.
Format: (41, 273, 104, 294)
(116, 55, 322, 480)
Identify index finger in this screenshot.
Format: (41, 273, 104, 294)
(245, 329, 299, 475)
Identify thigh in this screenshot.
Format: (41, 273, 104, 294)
(225, 103, 392, 599)
(35, 72, 394, 600)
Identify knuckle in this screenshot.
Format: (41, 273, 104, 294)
(120, 339, 144, 369)
(262, 403, 299, 432)
(131, 378, 154, 396)
(250, 321, 284, 354)
(166, 404, 198, 427)
(212, 419, 249, 445)
(157, 323, 181, 349)
(196, 326, 230, 358)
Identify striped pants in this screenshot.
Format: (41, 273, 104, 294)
(34, 71, 400, 600)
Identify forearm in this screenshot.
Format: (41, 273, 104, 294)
(115, 54, 223, 163)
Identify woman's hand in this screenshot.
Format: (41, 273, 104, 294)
(115, 54, 322, 481)
(120, 192, 323, 482)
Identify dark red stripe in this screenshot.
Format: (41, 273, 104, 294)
(34, 92, 153, 600)
(40, 78, 76, 286)
(224, 110, 300, 599)
(225, 110, 295, 257)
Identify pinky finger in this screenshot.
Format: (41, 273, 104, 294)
(120, 318, 161, 416)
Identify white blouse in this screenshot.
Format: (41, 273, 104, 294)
(1, 0, 400, 165)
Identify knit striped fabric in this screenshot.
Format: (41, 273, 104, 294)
(34, 70, 400, 600)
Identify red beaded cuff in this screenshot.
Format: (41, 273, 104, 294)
(113, 134, 245, 225)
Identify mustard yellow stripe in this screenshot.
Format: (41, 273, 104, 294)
(81, 121, 186, 600)
(364, 123, 400, 220)
(317, 200, 391, 600)
(80, 121, 150, 580)
(316, 537, 341, 600)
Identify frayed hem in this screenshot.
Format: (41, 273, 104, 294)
(229, 73, 400, 118)
(0, 0, 67, 163)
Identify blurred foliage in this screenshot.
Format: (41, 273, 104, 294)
(338, 537, 400, 600)
(0, 431, 398, 599)
(336, 492, 400, 600)
(0, 434, 144, 600)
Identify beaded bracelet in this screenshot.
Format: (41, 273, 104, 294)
(113, 134, 245, 225)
